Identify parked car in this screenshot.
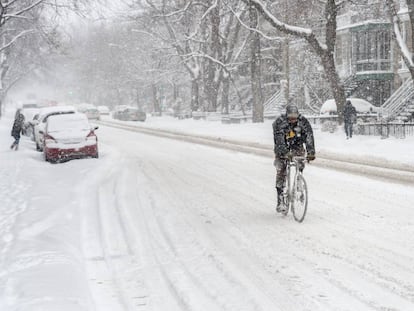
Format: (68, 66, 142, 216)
(32, 106, 77, 151)
(112, 106, 146, 121)
(97, 105, 110, 115)
(77, 103, 100, 120)
(21, 107, 40, 137)
(22, 101, 39, 109)
(84, 107, 100, 120)
(41, 113, 99, 163)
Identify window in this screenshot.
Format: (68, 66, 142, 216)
(353, 28, 391, 72)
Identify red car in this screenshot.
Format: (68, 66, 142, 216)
(40, 113, 99, 163)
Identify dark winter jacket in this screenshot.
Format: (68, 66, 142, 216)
(11, 114, 25, 139)
(272, 114, 315, 158)
(344, 102, 357, 123)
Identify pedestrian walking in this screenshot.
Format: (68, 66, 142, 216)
(10, 109, 25, 150)
(344, 100, 357, 139)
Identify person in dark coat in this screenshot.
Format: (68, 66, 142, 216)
(272, 105, 315, 212)
(344, 100, 357, 139)
(10, 109, 25, 150)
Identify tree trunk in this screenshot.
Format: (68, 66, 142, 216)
(283, 38, 290, 103)
(221, 73, 230, 114)
(407, 1, 414, 55)
(136, 88, 141, 110)
(173, 82, 178, 101)
(152, 84, 161, 115)
(249, 2, 263, 123)
(388, 0, 414, 80)
(191, 79, 200, 112)
(321, 51, 346, 122)
(205, 0, 221, 112)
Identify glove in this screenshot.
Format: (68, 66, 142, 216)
(306, 154, 315, 162)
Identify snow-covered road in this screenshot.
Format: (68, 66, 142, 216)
(86, 126, 414, 311)
(1, 122, 414, 311)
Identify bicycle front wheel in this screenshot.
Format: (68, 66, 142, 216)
(292, 174, 308, 223)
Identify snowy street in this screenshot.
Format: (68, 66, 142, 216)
(1, 118, 414, 311)
(4, 0, 414, 310)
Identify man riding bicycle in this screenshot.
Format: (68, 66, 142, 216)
(273, 105, 315, 212)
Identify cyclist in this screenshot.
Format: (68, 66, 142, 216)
(273, 105, 315, 212)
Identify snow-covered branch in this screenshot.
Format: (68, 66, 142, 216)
(226, 2, 282, 41)
(240, 0, 327, 56)
(201, 0, 218, 20)
(0, 29, 36, 52)
(245, 0, 312, 36)
(4, 0, 44, 19)
(182, 51, 227, 69)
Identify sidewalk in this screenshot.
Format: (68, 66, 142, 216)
(100, 115, 414, 171)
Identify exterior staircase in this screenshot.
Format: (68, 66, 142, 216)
(343, 74, 362, 97)
(381, 78, 414, 121)
(394, 103, 414, 122)
(305, 84, 330, 114)
(263, 90, 286, 119)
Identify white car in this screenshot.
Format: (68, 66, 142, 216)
(320, 98, 379, 115)
(84, 107, 100, 120)
(32, 106, 77, 151)
(97, 105, 110, 115)
(21, 107, 40, 137)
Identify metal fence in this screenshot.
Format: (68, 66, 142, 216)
(307, 115, 414, 138)
(356, 122, 414, 138)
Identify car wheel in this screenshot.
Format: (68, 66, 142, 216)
(45, 152, 57, 163)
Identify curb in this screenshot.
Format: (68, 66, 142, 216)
(97, 120, 414, 184)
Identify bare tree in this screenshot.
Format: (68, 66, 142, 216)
(0, 0, 87, 115)
(241, 0, 347, 121)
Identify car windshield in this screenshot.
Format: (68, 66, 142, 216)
(47, 115, 91, 133)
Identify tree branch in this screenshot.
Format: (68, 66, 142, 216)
(0, 29, 36, 52)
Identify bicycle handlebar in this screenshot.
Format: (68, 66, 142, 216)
(281, 154, 306, 161)
(282, 155, 310, 164)
(290, 156, 306, 160)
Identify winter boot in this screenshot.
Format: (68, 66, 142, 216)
(14, 144, 19, 151)
(10, 142, 16, 150)
(276, 187, 287, 213)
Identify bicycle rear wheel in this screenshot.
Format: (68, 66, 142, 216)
(292, 174, 308, 223)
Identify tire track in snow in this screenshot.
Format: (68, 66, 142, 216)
(140, 142, 414, 311)
(112, 157, 204, 311)
(140, 157, 330, 311)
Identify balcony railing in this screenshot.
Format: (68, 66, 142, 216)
(355, 59, 391, 72)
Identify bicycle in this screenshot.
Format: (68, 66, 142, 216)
(281, 155, 308, 223)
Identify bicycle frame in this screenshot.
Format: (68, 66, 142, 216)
(283, 156, 306, 214)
